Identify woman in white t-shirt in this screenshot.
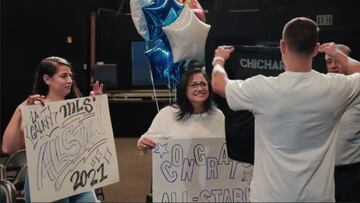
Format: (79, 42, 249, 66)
(137, 62, 225, 152)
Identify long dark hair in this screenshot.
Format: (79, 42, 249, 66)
(32, 56, 82, 99)
(172, 61, 214, 121)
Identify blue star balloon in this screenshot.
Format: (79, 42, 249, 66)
(145, 38, 172, 84)
(145, 37, 185, 86)
(165, 59, 185, 84)
(140, 0, 186, 87)
(142, 0, 184, 40)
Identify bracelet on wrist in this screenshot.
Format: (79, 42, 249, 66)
(212, 64, 226, 75)
(212, 56, 225, 66)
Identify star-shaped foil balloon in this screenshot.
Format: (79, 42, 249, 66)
(177, 0, 206, 22)
(145, 38, 173, 84)
(162, 5, 211, 64)
(130, 0, 153, 41)
(142, 0, 184, 40)
(145, 37, 185, 85)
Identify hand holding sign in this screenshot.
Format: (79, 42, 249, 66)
(137, 136, 157, 152)
(22, 95, 119, 202)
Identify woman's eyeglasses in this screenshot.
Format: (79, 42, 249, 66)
(188, 82, 208, 90)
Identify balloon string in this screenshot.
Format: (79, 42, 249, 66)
(168, 84, 171, 104)
(169, 83, 173, 105)
(168, 82, 176, 105)
(173, 83, 177, 102)
(168, 72, 171, 104)
(150, 67, 160, 112)
(169, 87, 171, 104)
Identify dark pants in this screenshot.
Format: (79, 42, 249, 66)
(335, 162, 360, 202)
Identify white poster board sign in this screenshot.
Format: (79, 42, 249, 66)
(152, 138, 252, 202)
(22, 95, 119, 202)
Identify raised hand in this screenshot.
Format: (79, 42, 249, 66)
(319, 42, 338, 57)
(90, 80, 104, 100)
(215, 45, 235, 61)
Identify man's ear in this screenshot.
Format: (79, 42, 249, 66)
(43, 74, 51, 85)
(312, 42, 320, 58)
(280, 39, 286, 54)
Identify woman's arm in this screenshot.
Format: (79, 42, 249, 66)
(2, 95, 45, 154)
(2, 107, 25, 154)
(136, 106, 173, 152)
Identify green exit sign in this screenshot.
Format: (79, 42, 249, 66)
(316, 15, 333, 26)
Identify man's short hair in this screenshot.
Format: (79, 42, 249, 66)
(282, 17, 319, 55)
(336, 44, 352, 56)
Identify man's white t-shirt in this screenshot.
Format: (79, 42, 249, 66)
(141, 105, 225, 139)
(335, 103, 360, 166)
(225, 69, 360, 202)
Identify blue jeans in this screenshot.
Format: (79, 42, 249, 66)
(24, 176, 99, 203)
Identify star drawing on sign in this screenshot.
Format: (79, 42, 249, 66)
(153, 142, 170, 159)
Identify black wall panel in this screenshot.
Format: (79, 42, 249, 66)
(1, 0, 359, 136)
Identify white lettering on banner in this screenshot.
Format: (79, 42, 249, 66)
(239, 58, 284, 70)
(152, 138, 253, 202)
(22, 95, 119, 202)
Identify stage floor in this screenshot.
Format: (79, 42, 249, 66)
(102, 137, 152, 202)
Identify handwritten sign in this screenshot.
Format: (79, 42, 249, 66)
(22, 95, 119, 202)
(152, 138, 252, 202)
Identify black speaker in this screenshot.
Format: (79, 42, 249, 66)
(93, 64, 118, 90)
